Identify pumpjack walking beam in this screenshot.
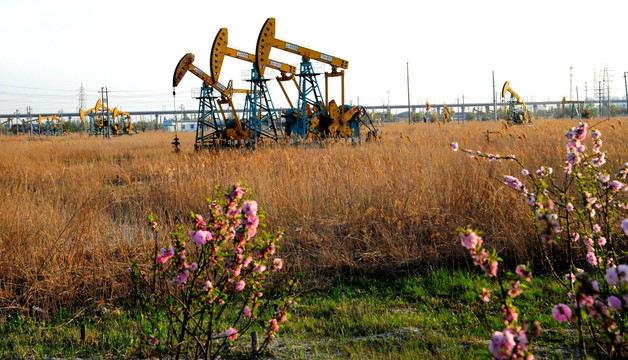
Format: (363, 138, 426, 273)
(210, 27, 297, 144)
(173, 53, 246, 147)
(255, 17, 352, 138)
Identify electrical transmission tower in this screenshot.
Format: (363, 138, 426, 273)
(78, 83, 86, 112)
(601, 67, 613, 117)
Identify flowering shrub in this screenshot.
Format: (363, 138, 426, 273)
(127, 182, 297, 359)
(452, 121, 628, 359)
(457, 227, 538, 360)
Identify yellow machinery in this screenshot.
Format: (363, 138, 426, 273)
(112, 108, 134, 134)
(561, 97, 590, 119)
(79, 99, 101, 124)
(79, 99, 134, 136)
(8, 117, 37, 134)
(37, 114, 66, 135)
(79, 99, 106, 134)
(501, 81, 532, 125)
(173, 53, 246, 145)
(255, 17, 376, 140)
(1, 118, 11, 133)
(210, 27, 297, 144)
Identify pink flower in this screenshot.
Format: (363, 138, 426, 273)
(504, 175, 525, 192)
(622, 219, 628, 235)
(567, 151, 580, 166)
(591, 129, 601, 139)
(501, 305, 518, 324)
(574, 122, 588, 141)
(591, 153, 606, 167)
(586, 251, 598, 267)
(480, 288, 491, 302)
(174, 269, 190, 285)
(268, 318, 279, 332)
(242, 201, 258, 216)
(472, 249, 488, 266)
(203, 280, 213, 291)
(194, 214, 206, 230)
(273, 258, 283, 270)
(579, 295, 594, 307)
(608, 296, 622, 311)
(565, 129, 575, 141)
(610, 180, 625, 191)
(243, 256, 253, 268)
(486, 260, 499, 278)
(226, 201, 239, 218)
(459, 230, 482, 249)
(521, 169, 529, 176)
(147, 334, 159, 346)
(243, 305, 252, 317)
(156, 246, 175, 264)
(592, 224, 601, 233)
(450, 142, 459, 151)
(489, 329, 516, 360)
(606, 267, 619, 286)
(507, 281, 522, 297)
(552, 304, 571, 322)
(254, 263, 267, 273)
(618, 264, 628, 284)
(192, 230, 212, 245)
(231, 264, 242, 277)
(565, 202, 573, 212)
(598, 237, 607, 246)
(224, 327, 239, 340)
(229, 183, 245, 200)
(150, 222, 158, 230)
(515, 264, 532, 282)
(235, 281, 246, 291)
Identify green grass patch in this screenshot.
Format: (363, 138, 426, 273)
(0, 269, 579, 359)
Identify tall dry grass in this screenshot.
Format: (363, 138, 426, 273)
(0, 118, 626, 314)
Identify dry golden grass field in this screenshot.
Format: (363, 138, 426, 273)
(1, 118, 626, 314)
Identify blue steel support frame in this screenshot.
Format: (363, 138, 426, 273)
(246, 66, 283, 146)
(194, 87, 224, 149)
(296, 59, 326, 138)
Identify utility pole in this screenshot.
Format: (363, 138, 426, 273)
(387, 90, 390, 122)
(598, 81, 602, 118)
(406, 61, 411, 125)
(13, 109, 19, 134)
(179, 104, 186, 130)
(624, 72, 628, 112)
(99, 87, 110, 138)
(492, 71, 497, 120)
(570, 66, 573, 100)
(462, 94, 465, 121)
(601, 67, 612, 117)
(26, 106, 32, 136)
(608, 82, 611, 118)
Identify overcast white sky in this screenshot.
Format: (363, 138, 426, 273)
(1, 0, 626, 115)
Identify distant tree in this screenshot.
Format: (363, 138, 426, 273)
(587, 107, 599, 118)
(64, 120, 79, 132)
(609, 105, 622, 117)
(136, 121, 148, 132)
